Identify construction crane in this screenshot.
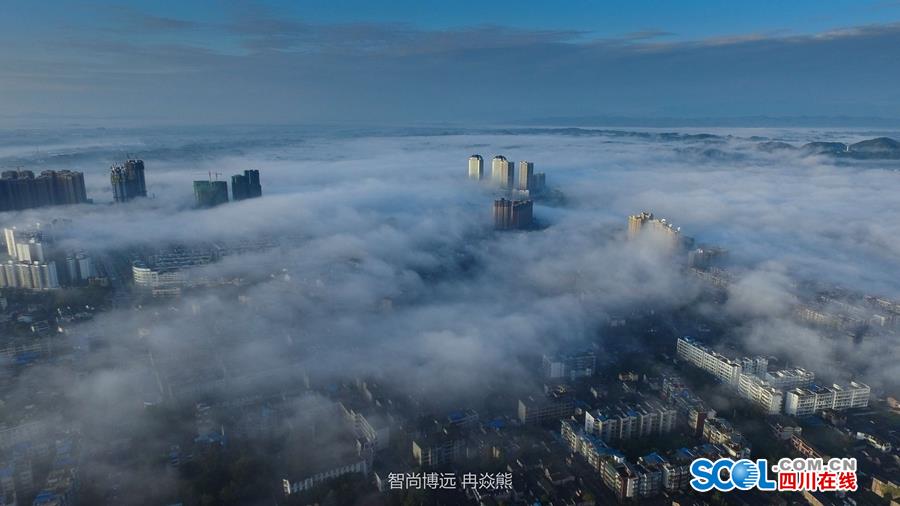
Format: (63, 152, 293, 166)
(194, 171, 224, 181)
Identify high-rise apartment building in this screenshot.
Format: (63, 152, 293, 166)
(64, 253, 94, 284)
(4, 227, 20, 257)
(491, 155, 514, 188)
(467, 155, 484, 181)
(1, 227, 62, 290)
(627, 211, 686, 250)
(0, 260, 60, 290)
(493, 198, 533, 230)
(110, 159, 147, 202)
(15, 239, 45, 263)
(517, 161, 534, 191)
(46, 170, 88, 205)
(231, 169, 262, 201)
(0, 170, 87, 211)
(193, 180, 229, 207)
(4, 227, 47, 263)
(532, 172, 546, 193)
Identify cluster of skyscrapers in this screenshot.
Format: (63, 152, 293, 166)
(468, 155, 546, 193)
(0, 159, 271, 213)
(0, 159, 148, 212)
(194, 169, 262, 208)
(1, 228, 59, 289)
(0, 170, 88, 211)
(1, 226, 96, 290)
(469, 155, 544, 230)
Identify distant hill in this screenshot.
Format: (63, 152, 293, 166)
(848, 137, 900, 158)
(801, 141, 848, 155)
(756, 141, 797, 153)
(753, 136, 900, 159)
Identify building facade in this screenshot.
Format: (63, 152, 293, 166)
(784, 382, 870, 416)
(676, 337, 743, 386)
(542, 350, 596, 380)
(0, 260, 60, 290)
(517, 393, 575, 425)
(231, 169, 262, 201)
(412, 429, 466, 468)
(0, 170, 87, 211)
(627, 211, 685, 250)
(517, 161, 534, 191)
(491, 155, 514, 188)
(110, 159, 147, 202)
(493, 198, 533, 230)
(468, 155, 484, 180)
(764, 368, 815, 390)
(585, 401, 676, 442)
(193, 180, 229, 207)
(737, 373, 784, 414)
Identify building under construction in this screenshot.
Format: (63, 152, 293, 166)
(110, 159, 147, 202)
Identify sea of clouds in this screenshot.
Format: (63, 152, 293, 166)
(1, 125, 898, 500)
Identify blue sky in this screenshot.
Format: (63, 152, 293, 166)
(2, 0, 899, 126)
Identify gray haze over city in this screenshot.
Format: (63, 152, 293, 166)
(1, 125, 899, 503)
(2, 2, 900, 504)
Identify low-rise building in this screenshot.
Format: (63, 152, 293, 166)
(784, 382, 869, 416)
(282, 459, 368, 496)
(542, 350, 596, 381)
(676, 337, 742, 386)
(661, 448, 696, 492)
(517, 392, 575, 425)
(412, 428, 467, 468)
(701, 417, 751, 459)
(764, 368, 815, 390)
(737, 373, 784, 414)
(662, 375, 716, 437)
(789, 434, 826, 459)
(282, 400, 380, 495)
(561, 418, 625, 471)
(585, 400, 676, 442)
(769, 420, 802, 440)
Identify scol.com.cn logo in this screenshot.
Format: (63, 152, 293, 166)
(690, 457, 858, 493)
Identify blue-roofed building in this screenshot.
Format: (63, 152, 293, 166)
(0, 464, 16, 506)
(32, 467, 77, 506)
(446, 408, 479, 430)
